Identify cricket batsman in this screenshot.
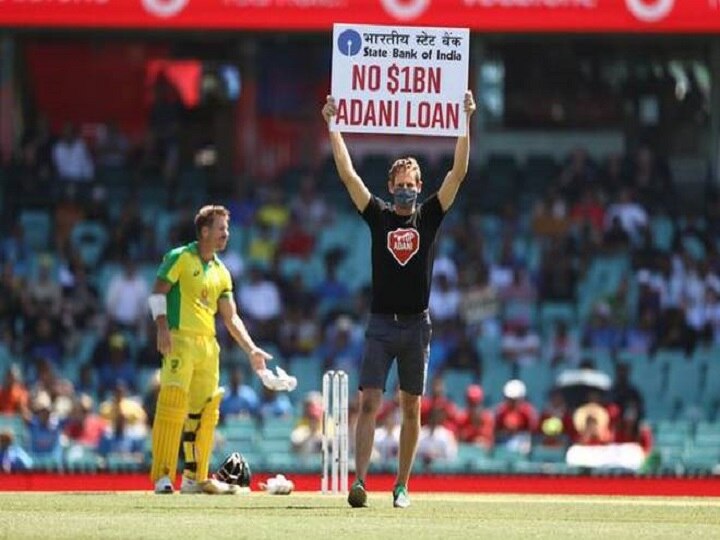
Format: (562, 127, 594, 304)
(148, 205, 296, 494)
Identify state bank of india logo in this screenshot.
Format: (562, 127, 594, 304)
(387, 228, 420, 267)
(625, 0, 675, 22)
(379, 0, 431, 21)
(141, 0, 189, 18)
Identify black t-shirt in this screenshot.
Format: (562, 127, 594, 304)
(361, 194, 445, 314)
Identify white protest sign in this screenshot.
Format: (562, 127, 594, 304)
(330, 23, 469, 137)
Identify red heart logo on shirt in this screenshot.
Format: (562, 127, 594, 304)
(387, 228, 420, 266)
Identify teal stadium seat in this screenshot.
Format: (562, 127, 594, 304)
(531, 446, 566, 464)
(70, 221, 109, 268)
(442, 369, 476, 406)
(20, 209, 51, 251)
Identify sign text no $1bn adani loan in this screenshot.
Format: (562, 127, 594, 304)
(330, 23, 469, 137)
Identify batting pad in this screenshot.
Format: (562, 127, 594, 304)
(150, 385, 188, 483)
(192, 388, 224, 482)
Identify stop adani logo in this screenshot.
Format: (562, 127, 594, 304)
(141, 0, 189, 18)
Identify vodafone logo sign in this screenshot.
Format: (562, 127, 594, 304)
(141, 0, 189, 18)
(379, 0, 431, 21)
(625, 0, 674, 22)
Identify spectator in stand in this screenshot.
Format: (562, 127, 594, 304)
(60, 262, 100, 336)
(490, 234, 520, 290)
(17, 116, 55, 187)
(546, 320, 580, 367)
(501, 267, 537, 307)
(458, 265, 500, 338)
(247, 222, 278, 268)
(314, 251, 351, 314)
(531, 194, 571, 240)
(582, 303, 624, 351)
(636, 270, 662, 323)
(289, 176, 332, 234)
(572, 391, 617, 445)
(219, 367, 259, 420)
(494, 379, 537, 454)
(570, 188, 605, 235)
(105, 260, 149, 332)
(290, 392, 324, 455)
(632, 227, 662, 272)
(277, 304, 320, 358)
(258, 385, 293, 420)
(63, 394, 107, 450)
(24, 257, 62, 320)
(1, 223, 33, 279)
(317, 315, 363, 373)
(0, 263, 24, 344)
(417, 407, 458, 465)
(277, 213, 315, 259)
(256, 187, 290, 230)
(613, 401, 653, 455)
(600, 153, 627, 198)
(97, 333, 137, 398)
(603, 216, 632, 252)
(429, 272, 461, 324)
(446, 334, 482, 377)
(501, 320, 541, 367)
(26, 392, 64, 465)
(625, 309, 657, 356)
(53, 193, 85, 252)
(420, 376, 459, 430)
(609, 363, 644, 420)
(630, 145, 674, 212)
(98, 409, 146, 463)
(0, 429, 33, 472)
(0, 364, 30, 417)
(604, 189, 648, 244)
(53, 123, 94, 188)
(558, 147, 597, 203)
(27, 357, 58, 398)
(373, 408, 401, 463)
(538, 238, 578, 303)
(238, 266, 282, 341)
(705, 283, 720, 345)
(95, 122, 129, 169)
(456, 385, 494, 450)
(106, 202, 149, 262)
(25, 318, 64, 368)
(76, 364, 98, 401)
(141, 370, 160, 429)
(99, 382, 147, 435)
(537, 388, 574, 448)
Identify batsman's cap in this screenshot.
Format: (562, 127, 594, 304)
(466, 384, 484, 405)
(503, 379, 526, 400)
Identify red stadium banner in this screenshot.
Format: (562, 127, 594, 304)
(0, 0, 718, 33)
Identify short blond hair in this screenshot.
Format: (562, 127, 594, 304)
(388, 157, 421, 185)
(194, 205, 230, 236)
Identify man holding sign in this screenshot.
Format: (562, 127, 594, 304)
(321, 83, 475, 508)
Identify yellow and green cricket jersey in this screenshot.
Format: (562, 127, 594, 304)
(157, 241, 233, 337)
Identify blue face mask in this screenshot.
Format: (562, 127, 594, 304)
(394, 187, 418, 208)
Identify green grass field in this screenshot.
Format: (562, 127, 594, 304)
(1, 493, 718, 539)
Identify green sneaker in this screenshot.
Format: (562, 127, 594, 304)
(393, 484, 410, 508)
(348, 479, 368, 508)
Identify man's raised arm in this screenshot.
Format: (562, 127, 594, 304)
(438, 90, 476, 212)
(322, 95, 371, 212)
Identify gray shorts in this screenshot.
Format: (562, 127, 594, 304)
(359, 312, 431, 396)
